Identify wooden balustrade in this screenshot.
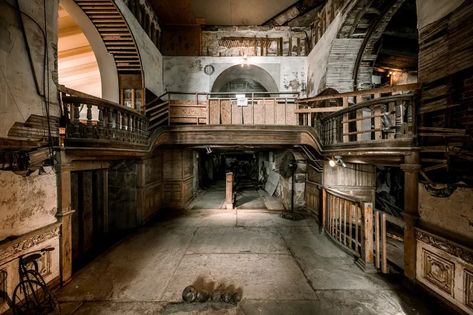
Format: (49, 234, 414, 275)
(163, 92, 299, 126)
(322, 188, 373, 269)
(320, 93, 416, 146)
(295, 84, 419, 147)
(59, 87, 149, 147)
(374, 210, 405, 273)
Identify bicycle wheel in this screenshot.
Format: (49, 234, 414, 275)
(12, 279, 60, 315)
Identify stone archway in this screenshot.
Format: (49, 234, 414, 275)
(60, 0, 119, 102)
(211, 64, 279, 93)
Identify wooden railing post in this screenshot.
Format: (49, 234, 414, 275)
(225, 172, 233, 210)
(322, 188, 327, 234)
(358, 202, 375, 272)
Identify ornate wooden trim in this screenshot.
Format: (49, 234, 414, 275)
(465, 269, 473, 310)
(422, 248, 455, 296)
(416, 229, 473, 265)
(0, 224, 60, 262)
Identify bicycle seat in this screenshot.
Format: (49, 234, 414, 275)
(21, 253, 42, 264)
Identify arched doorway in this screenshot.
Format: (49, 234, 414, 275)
(58, 0, 119, 102)
(211, 64, 279, 93)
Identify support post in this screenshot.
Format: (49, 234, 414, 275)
(55, 150, 74, 285)
(401, 152, 420, 282)
(225, 172, 233, 210)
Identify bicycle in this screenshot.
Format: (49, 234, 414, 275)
(0, 247, 60, 315)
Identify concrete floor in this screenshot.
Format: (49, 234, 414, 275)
(56, 209, 439, 315)
(188, 180, 284, 211)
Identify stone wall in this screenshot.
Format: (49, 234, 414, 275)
(163, 56, 307, 95)
(0, 0, 59, 139)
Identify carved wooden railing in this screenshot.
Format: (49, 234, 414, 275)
(161, 92, 299, 126)
(322, 188, 373, 270)
(296, 84, 418, 147)
(59, 86, 149, 147)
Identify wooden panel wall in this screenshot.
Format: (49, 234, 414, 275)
(305, 163, 322, 217)
(323, 161, 375, 201)
(162, 149, 194, 208)
(417, 3, 473, 184)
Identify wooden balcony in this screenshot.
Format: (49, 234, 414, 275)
(59, 84, 419, 156)
(59, 86, 150, 150)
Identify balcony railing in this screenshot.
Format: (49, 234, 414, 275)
(59, 86, 149, 148)
(322, 188, 374, 270)
(296, 84, 418, 147)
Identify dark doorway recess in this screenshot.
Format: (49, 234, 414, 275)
(71, 170, 108, 272)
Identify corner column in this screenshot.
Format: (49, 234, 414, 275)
(400, 152, 421, 282)
(56, 150, 74, 285)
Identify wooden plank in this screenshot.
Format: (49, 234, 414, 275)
(242, 104, 254, 125)
(209, 99, 220, 125)
(232, 104, 243, 125)
(264, 100, 275, 124)
(220, 100, 232, 124)
(285, 103, 297, 125)
(275, 102, 286, 125)
(254, 100, 265, 124)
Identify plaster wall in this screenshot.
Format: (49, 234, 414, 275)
(306, 12, 344, 96)
(416, 0, 464, 29)
(0, 0, 59, 138)
(163, 56, 307, 95)
(418, 185, 473, 243)
(0, 168, 58, 241)
(115, 0, 164, 96)
(201, 26, 309, 57)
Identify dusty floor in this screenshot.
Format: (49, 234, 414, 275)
(55, 207, 442, 315)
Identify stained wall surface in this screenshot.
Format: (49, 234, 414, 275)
(0, 168, 58, 241)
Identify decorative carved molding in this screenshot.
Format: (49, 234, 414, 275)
(423, 248, 455, 296)
(465, 270, 473, 311)
(0, 225, 60, 262)
(416, 229, 473, 265)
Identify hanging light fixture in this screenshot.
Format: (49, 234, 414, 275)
(328, 156, 346, 168)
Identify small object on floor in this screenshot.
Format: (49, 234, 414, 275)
(222, 291, 233, 303)
(211, 290, 222, 302)
(281, 211, 305, 221)
(231, 291, 242, 304)
(196, 290, 209, 302)
(182, 286, 197, 303)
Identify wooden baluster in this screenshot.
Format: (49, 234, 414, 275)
(356, 96, 363, 142)
(355, 204, 359, 254)
(115, 110, 120, 139)
(342, 97, 349, 143)
(97, 106, 104, 138)
(348, 202, 353, 250)
(375, 210, 380, 269)
(362, 202, 374, 268)
(107, 108, 113, 138)
(72, 103, 81, 136)
(343, 199, 347, 247)
(381, 212, 388, 273)
(322, 188, 327, 233)
(130, 115, 135, 142)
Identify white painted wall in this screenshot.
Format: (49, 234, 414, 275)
(115, 0, 164, 96)
(163, 56, 307, 95)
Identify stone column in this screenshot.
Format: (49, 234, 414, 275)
(225, 172, 233, 210)
(400, 152, 421, 282)
(55, 150, 74, 285)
